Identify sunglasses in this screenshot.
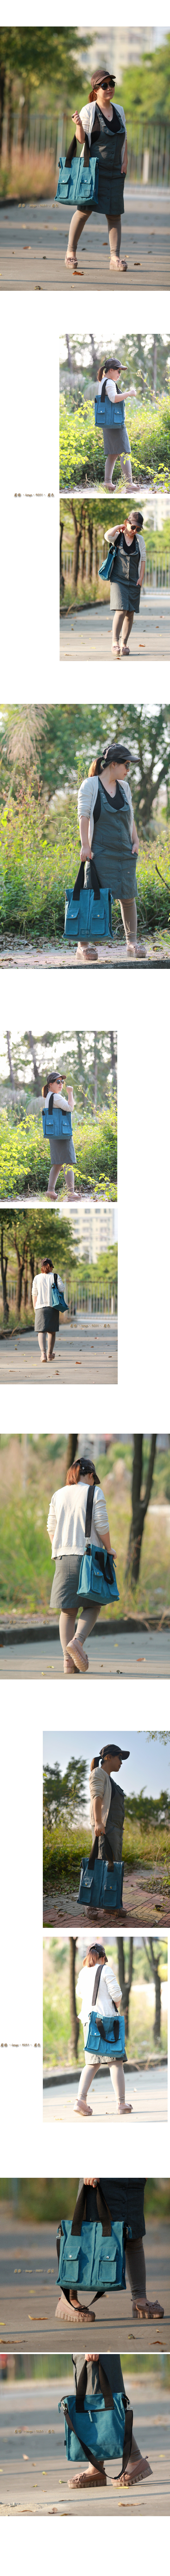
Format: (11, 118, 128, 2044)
(100, 78, 115, 88)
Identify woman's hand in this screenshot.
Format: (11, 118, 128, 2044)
(137, 563, 145, 587)
(83, 2178, 99, 2186)
(71, 111, 84, 146)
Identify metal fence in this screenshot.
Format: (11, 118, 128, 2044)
(2, 108, 170, 184)
(62, 541, 170, 590)
(0, 1277, 117, 1319)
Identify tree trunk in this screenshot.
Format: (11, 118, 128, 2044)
(65, 1435, 78, 1476)
(145, 1939, 161, 2043)
(87, 513, 93, 580)
(117, 1938, 133, 2038)
(28, 1032, 41, 1091)
(23, 1251, 28, 1310)
(7, 78, 14, 159)
(126, 1435, 156, 1585)
(59, 520, 64, 595)
(14, 1231, 25, 1315)
(71, 502, 83, 590)
(6, 1029, 15, 1091)
(66, 334, 72, 372)
(0, 66, 5, 158)
(69, 1937, 80, 2058)
(0, 1223, 9, 1324)
(110, 1031, 117, 1091)
(152, 337, 157, 400)
(93, 1033, 97, 1113)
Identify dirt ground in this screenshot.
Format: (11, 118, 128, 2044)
(43, 1864, 170, 1928)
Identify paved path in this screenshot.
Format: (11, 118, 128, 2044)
(60, 595, 170, 663)
(0, 2374, 169, 2514)
(43, 2063, 167, 2125)
(44, 1863, 170, 1931)
(0, 189, 168, 291)
(1, 1629, 169, 1678)
(1, 940, 170, 969)
(0, 1319, 117, 1387)
(1, 2215, 168, 2355)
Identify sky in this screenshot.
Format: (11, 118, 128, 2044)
(43, 1727, 170, 1806)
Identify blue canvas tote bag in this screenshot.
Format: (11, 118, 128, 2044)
(51, 1275, 68, 1314)
(56, 146, 99, 208)
(77, 1478, 119, 1606)
(99, 542, 118, 582)
(59, 2362, 133, 2471)
(42, 1097, 72, 1141)
(78, 1854, 124, 1911)
(57, 2183, 129, 2293)
(64, 881, 113, 943)
(95, 394, 125, 428)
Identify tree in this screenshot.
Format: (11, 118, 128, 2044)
(1, 703, 169, 839)
(65, 1435, 78, 1477)
(43, 1756, 87, 1831)
(69, 1937, 80, 2059)
(0, 1220, 9, 1323)
(117, 1938, 134, 2039)
(143, 1938, 163, 2042)
(126, 1437, 157, 1586)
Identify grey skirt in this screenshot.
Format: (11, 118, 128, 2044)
(50, 1552, 102, 1613)
(102, 424, 130, 460)
(49, 1135, 76, 1169)
(35, 1303, 59, 1335)
(110, 573, 141, 616)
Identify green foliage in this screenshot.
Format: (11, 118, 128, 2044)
(43, 1789, 170, 1892)
(60, 390, 170, 490)
(0, 1100, 117, 1198)
(1, 1433, 170, 1621)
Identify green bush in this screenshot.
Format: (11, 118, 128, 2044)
(60, 390, 170, 489)
(1, 797, 169, 946)
(0, 1100, 117, 1197)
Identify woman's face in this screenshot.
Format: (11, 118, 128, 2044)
(96, 78, 114, 107)
(126, 517, 138, 535)
(106, 759, 129, 781)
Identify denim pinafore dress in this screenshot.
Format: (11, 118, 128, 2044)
(93, 778, 138, 903)
(110, 534, 141, 617)
(91, 104, 125, 221)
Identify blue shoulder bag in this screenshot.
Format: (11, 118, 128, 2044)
(42, 1095, 72, 1141)
(84, 1957, 125, 2060)
(99, 541, 118, 582)
(95, 394, 125, 428)
(78, 1854, 124, 1913)
(52, 1274, 68, 1314)
(56, 138, 99, 208)
(59, 2360, 133, 2473)
(64, 855, 113, 945)
(57, 2182, 129, 2293)
(77, 1477, 119, 1605)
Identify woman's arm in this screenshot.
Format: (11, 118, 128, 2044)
(71, 112, 85, 146)
(121, 137, 128, 173)
(131, 806, 139, 855)
(47, 1495, 57, 1541)
(93, 1793, 103, 1829)
(32, 1286, 37, 1310)
(68, 1087, 74, 1110)
(105, 522, 121, 541)
(78, 813, 91, 855)
(137, 558, 145, 587)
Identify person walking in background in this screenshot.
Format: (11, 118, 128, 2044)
(47, 1453, 117, 1676)
(64, 69, 128, 276)
(96, 359, 134, 488)
(75, 1943, 132, 2116)
(104, 508, 146, 655)
(77, 738, 146, 957)
(32, 1256, 67, 1363)
(41, 1068, 76, 1198)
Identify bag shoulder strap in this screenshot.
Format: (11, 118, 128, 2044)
(91, 1959, 103, 2009)
(76, 2358, 114, 2414)
(71, 2180, 111, 2240)
(85, 1479, 96, 1541)
(122, 2401, 133, 2474)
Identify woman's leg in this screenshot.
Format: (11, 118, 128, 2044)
(111, 605, 124, 654)
(110, 2059, 132, 2113)
(66, 203, 91, 268)
(120, 449, 133, 488)
(47, 1151, 65, 1198)
(104, 449, 117, 488)
(112, 2429, 151, 2487)
(120, 895, 137, 948)
(126, 2235, 164, 2319)
(76, 2053, 97, 2111)
(38, 1331, 47, 1363)
(66, 1166, 74, 1196)
(120, 608, 134, 651)
(47, 1331, 56, 1362)
(108, 214, 127, 272)
(68, 1602, 99, 1671)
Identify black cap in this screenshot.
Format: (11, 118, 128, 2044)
(99, 1743, 130, 1764)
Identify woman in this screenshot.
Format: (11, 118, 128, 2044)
(47, 1452, 116, 1677)
(32, 1256, 67, 1364)
(75, 1942, 132, 2117)
(56, 2175, 164, 2330)
(66, 2350, 151, 2492)
(89, 1739, 130, 1869)
(96, 358, 134, 489)
(41, 1070, 76, 1200)
(77, 737, 145, 957)
(64, 69, 128, 277)
(105, 507, 146, 655)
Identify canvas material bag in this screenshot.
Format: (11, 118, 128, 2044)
(51, 1279, 68, 1313)
(95, 395, 125, 428)
(99, 542, 118, 582)
(78, 1854, 124, 1911)
(84, 1957, 125, 2058)
(59, 2360, 133, 2470)
(42, 1100, 72, 1140)
(56, 149, 99, 207)
(77, 1479, 119, 1606)
(57, 2183, 128, 2292)
(64, 882, 113, 942)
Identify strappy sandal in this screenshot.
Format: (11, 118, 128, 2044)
(110, 256, 127, 272)
(132, 2299, 164, 2320)
(65, 254, 83, 275)
(111, 643, 120, 657)
(68, 2469, 107, 2488)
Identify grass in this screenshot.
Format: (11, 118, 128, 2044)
(0, 795, 170, 946)
(43, 1794, 170, 1895)
(0, 1100, 117, 1199)
(60, 390, 170, 491)
(43, 1935, 167, 2070)
(0, 1433, 170, 1618)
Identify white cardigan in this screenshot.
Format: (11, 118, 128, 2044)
(80, 97, 127, 171)
(89, 1765, 111, 1834)
(47, 1480, 110, 1557)
(77, 773, 133, 846)
(32, 1270, 63, 1310)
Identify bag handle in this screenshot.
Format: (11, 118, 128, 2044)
(75, 2357, 114, 2413)
(71, 2180, 112, 2240)
(85, 1479, 96, 1541)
